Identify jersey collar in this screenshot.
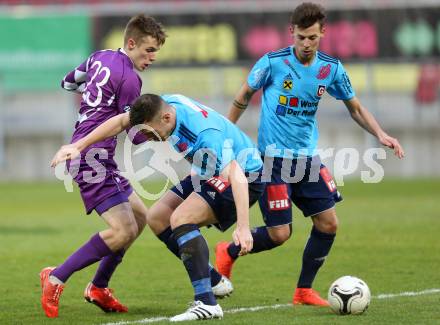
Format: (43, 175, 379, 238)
(118, 48, 134, 69)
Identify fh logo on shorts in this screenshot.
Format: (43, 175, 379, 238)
(207, 176, 230, 193)
(320, 167, 337, 192)
(269, 199, 289, 210)
(267, 184, 290, 211)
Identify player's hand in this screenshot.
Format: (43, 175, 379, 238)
(50, 144, 81, 167)
(232, 226, 253, 256)
(379, 134, 405, 159)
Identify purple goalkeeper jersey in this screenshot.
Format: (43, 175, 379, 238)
(63, 49, 142, 157)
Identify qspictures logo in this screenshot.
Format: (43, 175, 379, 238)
(54, 127, 388, 200)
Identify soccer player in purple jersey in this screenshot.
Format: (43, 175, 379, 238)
(215, 2, 404, 307)
(39, 15, 167, 318)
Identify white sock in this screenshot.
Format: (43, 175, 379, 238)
(49, 275, 65, 285)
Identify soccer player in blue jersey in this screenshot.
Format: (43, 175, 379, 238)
(215, 2, 404, 306)
(51, 93, 265, 321)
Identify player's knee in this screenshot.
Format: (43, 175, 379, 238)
(147, 206, 159, 227)
(169, 210, 191, 230)
(115, 223, 138, 246)
(268, 225, 292, 245)
(270, 233, 290, 245)
(169, 212, 180, 230)
(328, 219, 338, 233)
(127, 222, 139, 240)
(147, 204, 171, 234)
(316, 218, 338, 234)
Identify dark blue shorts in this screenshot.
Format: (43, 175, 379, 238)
(259, 156, 342, 227)
(171, 172, 265, 232)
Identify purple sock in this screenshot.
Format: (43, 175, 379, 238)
(51, 233, 113, 283)
(92, 249, 125, 288)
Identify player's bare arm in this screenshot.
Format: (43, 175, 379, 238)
(50, 113, 130, 167)
(222, 160, 253, 255)
(343, 97, 405, 159)
(228, 83, 257, 123)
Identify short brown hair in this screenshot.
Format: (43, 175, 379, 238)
(129, 94, 164, 126)
(290, 2, 326, 29)
(124, 14, 167, 46)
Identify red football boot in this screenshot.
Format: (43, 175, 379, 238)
(293, 288, 330, 306)
(84, 282, 128, 313)
(40, 267, 65, 318)
(215, 241, 235, 279)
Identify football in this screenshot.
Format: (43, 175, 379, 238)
(328, 276, 371, 315)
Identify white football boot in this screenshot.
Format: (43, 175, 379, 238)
(170, 301, 223, 322)
(212, 276, 233, 298)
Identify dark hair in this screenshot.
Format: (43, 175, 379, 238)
(124, 14, 167, 46)
(129, 94, 164, 126)
(290, 2, 326, 29)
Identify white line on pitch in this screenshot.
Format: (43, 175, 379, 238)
(100, 288, 440, 325)
(375, 288, 440, 299)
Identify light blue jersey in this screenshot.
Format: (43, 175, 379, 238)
(247, 46, 355, 158)
(162, 94, 262, 176)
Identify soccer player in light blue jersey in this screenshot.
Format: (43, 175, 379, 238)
(215, 2, 404, 306)
(51, 93, 265, 321)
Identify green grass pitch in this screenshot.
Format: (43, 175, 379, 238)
(0, 179, 439, 324)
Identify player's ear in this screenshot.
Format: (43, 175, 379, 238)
(162, 112, 171, 123)
(320, 25, 326, 37)
(127, 38, 136, 50)
(289, 25, 295, 37)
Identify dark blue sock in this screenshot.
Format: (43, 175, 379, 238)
(227, 226, 281, 260)
(157, 226, 180, 258)
(173, 224, 216, 306)
(209, 263, 222, 286)
(158, 226, 222, 287)
(297, 226, 335, 288)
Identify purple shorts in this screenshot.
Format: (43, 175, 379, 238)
(68, 157, 133, 215)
